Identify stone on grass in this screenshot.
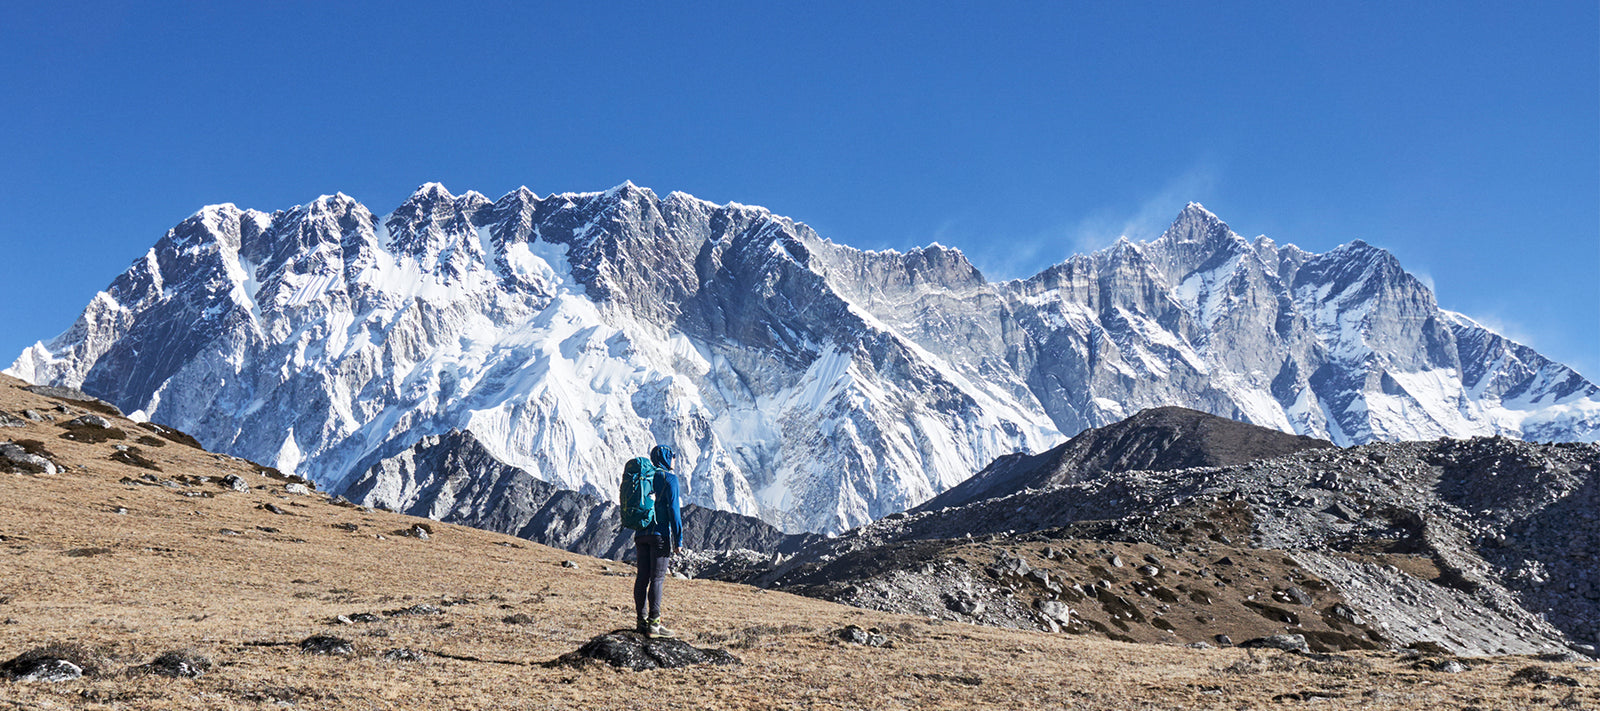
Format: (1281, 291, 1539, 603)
(384, 604, 442, 617)
(382, 648, 425, 662)
(1, 443, 58, 475)
(220, 474, 250, 492)
(8, 658, 82, 682)
(131, 650, 211, 678)
(284, 482, 312, 496)
(1508, 665, 1580, 686)
(1240, 634, 1310, 654)
(299, 635, 354, 656)
(836, 625, 891, 647)
(1, 644, 101, 681)
(555, 631, 740, 671)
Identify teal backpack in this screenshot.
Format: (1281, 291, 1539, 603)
(619, 457, 657, 531)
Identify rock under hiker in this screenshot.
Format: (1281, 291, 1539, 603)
(630, 444, 683, 638)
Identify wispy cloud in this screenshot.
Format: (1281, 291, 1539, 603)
(1067, 165, 1222, 255)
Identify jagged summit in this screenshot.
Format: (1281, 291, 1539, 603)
(9, 187, 1597, 534)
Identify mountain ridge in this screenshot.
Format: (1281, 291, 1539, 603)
(10, 183, 1597, 534)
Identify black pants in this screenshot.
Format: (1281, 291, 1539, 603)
(634, 533, 670, 620)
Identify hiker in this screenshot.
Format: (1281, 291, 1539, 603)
(622, 444, 683, 639)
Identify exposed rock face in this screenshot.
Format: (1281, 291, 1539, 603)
(346, 429, 818, 558)
(10, 185, 1597, 533)
(917, 406, 1334, 511)
(739, 414, 1600, 657)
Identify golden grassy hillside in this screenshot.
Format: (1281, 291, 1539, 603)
(0, 374, 1593, 709)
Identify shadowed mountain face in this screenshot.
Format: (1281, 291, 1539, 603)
(344, 429, 818, 559)
(11, 185, 1597, 534)
(917, 406, 1335, 511)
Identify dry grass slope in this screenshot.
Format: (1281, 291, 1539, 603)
(0, 375, 1595, 709)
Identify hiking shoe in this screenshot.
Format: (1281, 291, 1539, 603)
(645, 618, 676, 639)
(636, 617, 649, 634)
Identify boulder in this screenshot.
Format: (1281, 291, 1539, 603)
(1, 442, 58, 475)
(8, 658, 82, 682)
(1, 644, 100, 681)
(554, 631, 740, 671)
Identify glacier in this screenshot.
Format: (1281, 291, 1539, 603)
(9, 185, 1597, 534)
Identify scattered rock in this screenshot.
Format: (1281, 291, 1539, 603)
(130, 650, 211, 678)
(285, 482, 312, 496)
(58, 416, 126, 443)
(1436, 659, 1468, 674)
(65, 415, 112, 430)
(384, 604, 442, 617)
(22, 386, 121, 416)
(0, 442, 59, 475)
(299, 635, 354, 656)
(1214, 634, 1233, 646)
(7, 658, 82, 682)
(332, 522, 359, 532)
(1037, 600, 1074, 627)
(1187, 641, 1213, 649)
(1275, 587, 1313, 606)
(942, 592, 985, 616)
(220, 474, 250, 492)
(1240, 634, 1310, 654)
(110, 448, 161, 471)
(1, 644, 102, 680)
(381, 648, 425, 662)
(1109, 555, 1124, 568)
(503, 613, 535, 625)
(1328, 602, 1362, 626)
(1508, 665, 1580, 687)
(554, 631, 740, 671)
(835, 625, 891, 647)
(993, 555, 1031, 577)
(561, 560, 579, 569)
(63, 547, 113, 557)
(257, 503, 287, 515)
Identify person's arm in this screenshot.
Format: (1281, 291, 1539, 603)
(669, 473, 684, 553)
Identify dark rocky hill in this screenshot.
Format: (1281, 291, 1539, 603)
(916, 406, 1333, 511)
(700, 408, 1600, 659)
(343, 429, 817, 559)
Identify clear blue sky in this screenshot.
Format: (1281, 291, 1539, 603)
(2, 2, 1596, 378)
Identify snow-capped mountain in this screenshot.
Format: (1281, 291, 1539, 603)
(10, 184, 1597, 533)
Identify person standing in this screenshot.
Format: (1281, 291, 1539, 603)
(634, 444, 683, 638)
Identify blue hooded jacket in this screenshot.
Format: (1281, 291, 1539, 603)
(648, 468, 683, 548)
(646, 445, 683, 548)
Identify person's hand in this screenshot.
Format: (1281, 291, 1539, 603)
(671, 546, 680, 558)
